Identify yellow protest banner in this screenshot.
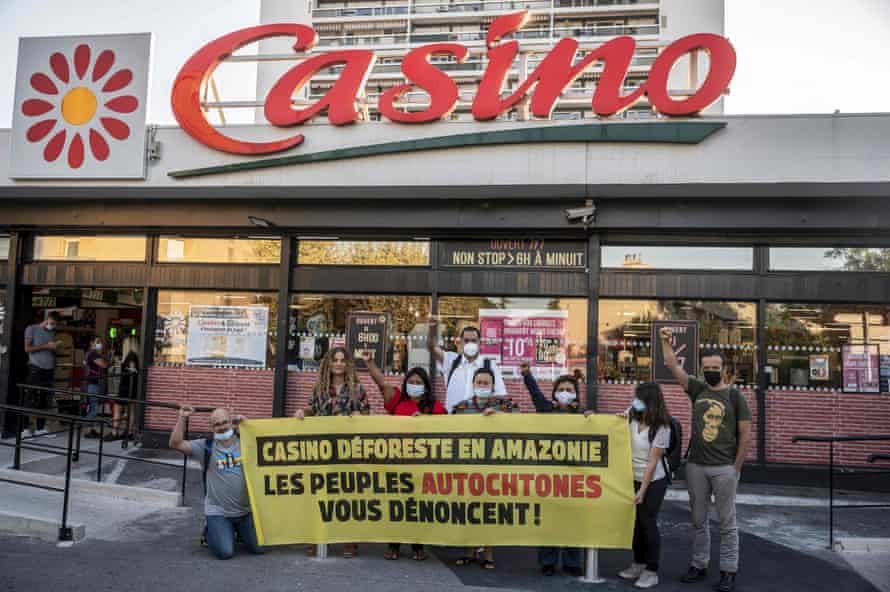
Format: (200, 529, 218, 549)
(240, 414, 634, 548)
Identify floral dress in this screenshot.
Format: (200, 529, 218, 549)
(309, 383, 369, 416)
(451, 395, 517, 415)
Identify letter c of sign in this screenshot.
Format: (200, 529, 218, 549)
(171, 24, 318, 155)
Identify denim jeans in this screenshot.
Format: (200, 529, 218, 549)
(85, 383, 103, 420)
(206, 513, 263, 560)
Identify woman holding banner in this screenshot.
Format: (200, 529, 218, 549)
(519, 362, 591, 576)
(295, 346, 370, 558)
(451, 366, 516, 570)
(618, 382, 672, 589)
(362, 352, 446, 560)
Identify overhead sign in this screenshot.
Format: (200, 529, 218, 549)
(440, 240, 586, 270)
(10, 33, 151, 179)
(186, 305, 269, 368)
(346, 312, 388, 369)
(651, 320, 699, 384)
(240, 414, 634, 548)
(171, 11, 736, 156)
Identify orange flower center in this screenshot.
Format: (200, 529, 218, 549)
(61, 87, 97, 126)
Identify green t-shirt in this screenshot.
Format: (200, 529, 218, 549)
(686, 377, 752, 466)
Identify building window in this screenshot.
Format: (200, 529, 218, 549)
(0, 291, 6, 372)
(437, 296, 588, 381)
(33, 235, 147, 262)
(297, 240, 430, 266)
(0, 236, 9, 259)
(157, 237, 281, 264)
(154, 291, 278, 368)
(770, 247, 890, 271)
(598, 299, 757, 386)
(288, 294, 432, 373)
(602, 246, 754, 270)
(766, 303, 890, 392)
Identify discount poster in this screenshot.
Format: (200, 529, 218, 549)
(186, 305, 269, 368)
(479, 309, 568, 380)
(841, 344, 879, 393)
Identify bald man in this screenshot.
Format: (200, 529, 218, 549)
(170, 405, 263, 560)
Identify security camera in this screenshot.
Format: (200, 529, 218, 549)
(565, 201, 596, 225)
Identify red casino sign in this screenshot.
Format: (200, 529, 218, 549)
(171, 11, 736, 155)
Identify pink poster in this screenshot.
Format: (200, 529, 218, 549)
(842, 344, 880, 393)
(479, 309, 568, 380)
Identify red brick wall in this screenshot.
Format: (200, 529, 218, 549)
(145, 365, 274, 432)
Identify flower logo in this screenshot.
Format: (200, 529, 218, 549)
(20, 44, 139, 169)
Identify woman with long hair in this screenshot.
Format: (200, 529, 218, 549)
(618, 382, 672, 589)
(295, 346, 369, 558)
(363, 352, 446, 560)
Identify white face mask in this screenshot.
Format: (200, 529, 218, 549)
(45, 323, 56, 331)
(555, 390, 576, 405)
(462, 342, 479, 358)
(405, 383, 425, 398)
(214, 428, 234, 441)
(474, 387, 492, 399)
(94, 343, 103, 352)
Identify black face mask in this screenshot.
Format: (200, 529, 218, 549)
(703, 371, 722, 387)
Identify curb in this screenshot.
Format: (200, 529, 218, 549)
(0, 510, 86, 543)
(0, 468, 182, 507)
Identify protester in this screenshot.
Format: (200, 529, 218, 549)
(362, 352, 446, 560)
(112, 349, 140, 442)
(169, 405, 262, 560)
(520, 362, 591, 576)
(616, 382, 672, 589)
(452, 366, 516, 570)
(427, 317, 506, 412)
(83, 337, 110, 439)
(295, 346, 369, 558)
(22, 311, 61, 437)
(660, 328, 752, 592)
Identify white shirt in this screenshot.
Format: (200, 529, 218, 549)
(630, 419, 670, 482)
(440, 351, 507, 413)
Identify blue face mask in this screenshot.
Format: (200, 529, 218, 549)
(474, 388, 492, 400)
(405, 383, 425, 398)
(213, 428, 234, 441)
(631, 398, 647, 413)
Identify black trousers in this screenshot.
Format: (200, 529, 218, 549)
(24, 366, 55, 431)
(633, 477, 668, 572)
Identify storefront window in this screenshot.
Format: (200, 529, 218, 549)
(288, 294, 431, 373)
(437, 297, 588, 381)
(0, 236, 9, 259)
(0, 291, 6, 372)
(598, 299, 757, 386)
(602, 246, 753, 270)
(33, 235, 147, 262)
(770, 247, 890, 271)
(157, 237, 281, 264)
(298, 240, 430, 266)
(766, 303, 890, 391)
(155, 291, 278, 368)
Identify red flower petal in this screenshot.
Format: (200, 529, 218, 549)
(68, 133, 85, 168)
(43, 130, 67, 162)
(102, 69, 132, 93)
(30, 73, 58, 95)
(89, 128, 110, 161)
(50, 52, 69, 83)
(105, 95, 138, 113)
(100, 117, 130, 140)
(92, 50, 115, 82)
(74, 44, 90, 79)
(26, 119, 56, 142)
(22, 98, 54, 116)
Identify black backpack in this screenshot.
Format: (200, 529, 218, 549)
(447, 355, 492, 387)
(652, 416, 683, 483)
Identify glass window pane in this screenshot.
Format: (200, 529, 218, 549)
(766, 303, 890, 392)
(298, 240, 430, 266)
(288, 294, 432, 373)
(0, 236, 9, 259)
(438, 296, 588, 381)
(154, 291, 278, 368)
(157, 237, 281, 264)
(33, 235, 146, 262)
(0, 290, 6, 373)
(770, 247, 890, 271)
(602, 246, 753, 270)
(598, 299, 757, 386)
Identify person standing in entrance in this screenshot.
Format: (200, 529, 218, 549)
(426, 317, 507, 413)
(659, 327, 752, 592)
(83, 337, 110, 439)
(22, 311, 61, 437)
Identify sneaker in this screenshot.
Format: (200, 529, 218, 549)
(635, 570, 659, 589)
(619, 563, 646, 580)
(680, 566, 707, 583)
(542, 566, 556, 576)
(20, 429, 34, 439)
(715, 571, 736, 592)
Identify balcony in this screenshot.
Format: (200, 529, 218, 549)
(410, 0, 648, 15)
(312, 5, 410, 19)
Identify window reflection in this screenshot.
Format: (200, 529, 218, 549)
(33, 235, 146, 262)
(298, 240, 430, 266)
(158, 237, 281, 264)
(0, 236, 9, 260)
(602, 246, 753, 270)
(770, 247, 890, 271)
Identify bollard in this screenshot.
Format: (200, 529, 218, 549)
(316, 544, 328, 560)
(579, 548, 606, 584)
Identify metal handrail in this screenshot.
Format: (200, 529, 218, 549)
(791, 434, 890, 549)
